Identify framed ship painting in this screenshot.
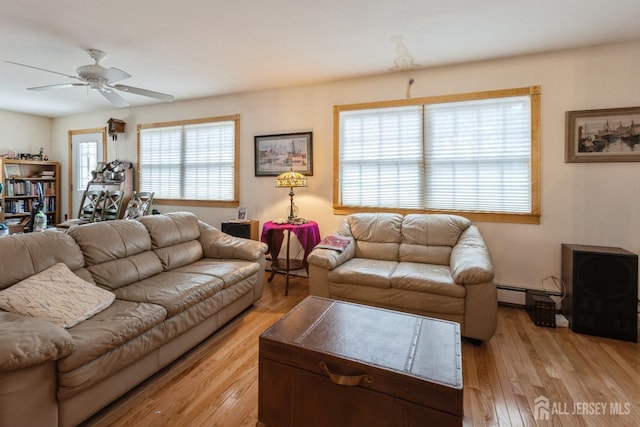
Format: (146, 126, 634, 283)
(566, 106, 640, 163)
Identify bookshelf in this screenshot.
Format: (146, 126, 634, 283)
(1, 159, 60, 233)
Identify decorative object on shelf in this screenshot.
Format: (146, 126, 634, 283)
(565, 106, 640, 163)
(254, 131, 313, 176)
(235, 206, 248, 221)
(276, 169, 307, 224)
(4, 164, 20, 178)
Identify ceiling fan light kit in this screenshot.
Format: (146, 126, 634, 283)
(5, 48, 174, 107)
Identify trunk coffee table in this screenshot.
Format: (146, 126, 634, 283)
(258, 296, 463, 426)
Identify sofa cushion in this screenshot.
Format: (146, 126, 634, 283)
(173, 259, 262, 288)
(327, 258, 396, 289)
(402, 214, 470, 246)
(0, 231, 85, 290)
(57, 300, 167, 373)
(348, 213, 402, 261)
(87, 251, 164, 290)
(399, 214, 470, 265)
(139, 213, 204, 270)
(113, 272, 224, 317)
(391, 263, 466, 298)
(0, 263, 115, 328)
(138, 212, 200, 249)
(154, 240, 204, 271)
(69, 220, 152, 265)
(326, 284, 466, 316)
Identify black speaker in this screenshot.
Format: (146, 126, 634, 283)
(562, 244, 638, 342)
(221, 221, 259, 240)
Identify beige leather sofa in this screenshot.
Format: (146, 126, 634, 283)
(0, 212, 267, 427)
(307, 213, 497, 342)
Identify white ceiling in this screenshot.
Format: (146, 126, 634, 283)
(2, 0, 640, 118)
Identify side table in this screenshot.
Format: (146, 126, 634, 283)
(221, 220, 259, 240)
(261, 220, 321, 295)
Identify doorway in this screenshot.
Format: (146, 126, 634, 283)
(68, 128, 106, 219)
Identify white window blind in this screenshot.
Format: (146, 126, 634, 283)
(425, 96, 531, 213)
(336, 88, 537, 220)
(139, 118, 237, 201)
(339, 106, 424, 208)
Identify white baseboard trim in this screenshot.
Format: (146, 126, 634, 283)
(497, 284, 640, 313)
(496, 286, 527, 306)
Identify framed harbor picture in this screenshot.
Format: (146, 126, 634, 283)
(566, 106, 640, 163)
(254, 132, 313, 176)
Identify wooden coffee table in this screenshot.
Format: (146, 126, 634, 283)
(258, 296, 463, 426)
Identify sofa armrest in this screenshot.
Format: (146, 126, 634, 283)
(307, 236, 356, 270)
(450, 225, 495, 285)
(0, 312, 74, 371)
(198, 221, 267, 261)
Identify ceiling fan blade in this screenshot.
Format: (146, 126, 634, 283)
(28, 83, 89, 91)
(100, 89, 130, 108)
(3, 60, 81, 80)
(113, 84, 174, 102)
(99, 67, 131, 83)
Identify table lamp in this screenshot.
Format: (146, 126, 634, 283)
(276, 169, 307, 223)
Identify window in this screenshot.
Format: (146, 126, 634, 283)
(137, 115, 240, 207)
(334, 86, 540, 223)
(76, 140, 99, 189)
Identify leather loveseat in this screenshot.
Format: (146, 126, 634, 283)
(307, 213, 497, 342)
(0, 212, 267, 427)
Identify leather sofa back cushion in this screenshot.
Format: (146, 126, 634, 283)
(400, 214, 470, 265)
(138, 212, 200, 249)
(154, 240, 204, 271)
(69, 220, 152, 265)
(0, 232, 85, 290)
(139, 212, 203, 270)
(87, 251, 163, 290)
(348, 213, 402, 261)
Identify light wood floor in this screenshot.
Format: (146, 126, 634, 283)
(82, 275, 640, 427)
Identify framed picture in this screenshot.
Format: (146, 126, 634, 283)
(4, 164, 21, 178)
(237, 206, 247, 220)
(254, 132, 313, 176)
(566, 106, 640, 163)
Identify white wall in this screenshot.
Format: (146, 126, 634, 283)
(0, 109, 52, 157)
(28, 39, 640, 296)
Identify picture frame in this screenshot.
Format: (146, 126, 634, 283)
(4, 164, 21, 178)
(565, 106, 640, 163)
(237, 206, 247, 220)
(254, 132, 313, 176)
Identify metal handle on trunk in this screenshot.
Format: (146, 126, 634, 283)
(319, 361, 374, 386)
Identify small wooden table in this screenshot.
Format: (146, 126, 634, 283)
(260, 220, 321, 295)
(258, 296, 463, 426)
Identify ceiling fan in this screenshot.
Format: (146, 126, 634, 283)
(5, 48, 174, 107)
